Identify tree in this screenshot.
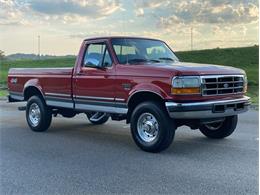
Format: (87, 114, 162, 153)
(0, 50, 5, 60)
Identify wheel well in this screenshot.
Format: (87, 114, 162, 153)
(126, 91, 165, 123)
(24, 86, 44, 101)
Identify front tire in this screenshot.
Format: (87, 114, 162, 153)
(26, 96, 52, 132)
(199, 115, 238, 139)
(130, 101, 176, 153)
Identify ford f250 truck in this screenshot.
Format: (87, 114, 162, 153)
(8, 37, 250, 152)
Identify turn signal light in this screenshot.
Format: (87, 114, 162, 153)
(244, 84, 248, 93)
(171, 87, 200, 95)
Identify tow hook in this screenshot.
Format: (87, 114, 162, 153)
(18, 106, 26, 111)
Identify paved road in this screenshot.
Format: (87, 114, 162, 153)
(0, 101, 258, 194)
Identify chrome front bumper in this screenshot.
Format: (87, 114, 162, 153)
(165, 96, 250, 119)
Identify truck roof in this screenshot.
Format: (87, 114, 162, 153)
(84, 36, 163, 42)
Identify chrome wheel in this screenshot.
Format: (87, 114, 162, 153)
(137, 113, 159, 142)
(205, 121, 224, 131)
(28, 103, 41, 127)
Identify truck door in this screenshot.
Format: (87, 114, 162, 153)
(73, 40, 119, 113)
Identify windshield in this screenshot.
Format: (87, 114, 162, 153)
(111, 38, 179, 64)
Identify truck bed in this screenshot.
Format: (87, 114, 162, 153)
(8, 67, 73, 102)
(8, 67, 73, 76)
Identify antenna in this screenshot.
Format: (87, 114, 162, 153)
(191, 27, 193, 51)
(123, 9, 127, 36)
(124, 38, 129, 64)
(38, 35, 41, 59)
(122, 9, 128, 64)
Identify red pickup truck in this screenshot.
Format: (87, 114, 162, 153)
(8, 36, 250, 152)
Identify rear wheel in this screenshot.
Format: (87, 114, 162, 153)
(130, 101, 175, 153)
(199, 115, 238, 139)
(86, 112, 109, 125)
(26, 96, 52, 132)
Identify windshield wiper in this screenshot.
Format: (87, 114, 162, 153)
(149, 59, 161, 63)
(127, 58, 160, 64)
(158, 57, 175, 61)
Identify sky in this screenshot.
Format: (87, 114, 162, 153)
(0, 0, 259, 55)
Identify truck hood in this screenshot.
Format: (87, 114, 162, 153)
(151, 61, 245, 76)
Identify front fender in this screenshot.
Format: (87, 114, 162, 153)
(127, 83, 169, 104)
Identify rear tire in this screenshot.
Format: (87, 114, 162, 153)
(130, 101, 176, 153)
(26, 96, 52, 132)
(199, 115, 238, 139)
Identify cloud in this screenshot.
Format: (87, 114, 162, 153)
(135, 8, 144, 17)
(1, 0, 258, 54)
(196, 2, 258, 24)
(0, 0, 31, 26)
(212, 24, 248, 37)
(28, 0, 121, 19)
(0, 0, 122, 26)
(135, 0, 168, 9)
(135, 0, 259, 28)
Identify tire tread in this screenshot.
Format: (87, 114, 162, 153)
(199, 115, 238, 139)
(26, 96, 52, 132)
(130, 101, 175, 153)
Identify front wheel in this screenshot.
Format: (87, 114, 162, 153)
(199, 115, 238, 139)
(26, 96, 52, 132)
(130, 101, 176, 153)
(86, 112, 109, 125)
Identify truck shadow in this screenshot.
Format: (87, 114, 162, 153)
(167, 136, 233, 155)
(46, 119, 234, 156)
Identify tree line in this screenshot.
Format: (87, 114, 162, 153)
(0, 50, 4, 60)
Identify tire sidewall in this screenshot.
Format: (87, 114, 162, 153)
(130, 102, 175, 152)
(199, 115, 238, 139)
(26, 96, 51, 132)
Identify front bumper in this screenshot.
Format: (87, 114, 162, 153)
(165, 96, 250, 119)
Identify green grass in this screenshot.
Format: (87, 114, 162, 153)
(0, 46, 258, 104)
(0, 89, 7, 97)
(0, 57, 75, 86)
(246, 85, 258, 106)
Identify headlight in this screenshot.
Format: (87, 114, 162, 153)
(172, 76, 201, 95)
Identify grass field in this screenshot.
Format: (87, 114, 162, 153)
(0, 46, 258, 104)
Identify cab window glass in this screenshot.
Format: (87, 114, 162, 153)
(103, 49, 112, 67)
(83, 43, 112, 67)
(111, 38, 179, 64)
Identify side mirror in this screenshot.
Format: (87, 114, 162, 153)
(84, 58, 100, 67)
(103, 62, 111, 68)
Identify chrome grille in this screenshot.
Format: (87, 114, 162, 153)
(201, 75, 244, 96)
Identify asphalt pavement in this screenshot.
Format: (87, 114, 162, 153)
(0, 101, 258, 194)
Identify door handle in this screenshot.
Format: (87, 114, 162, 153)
(122, 83, 132, 90)
(76, 72, 85, 76)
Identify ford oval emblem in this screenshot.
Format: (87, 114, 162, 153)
(10, 78, 17, 84)
(223, 83, 229, 88)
